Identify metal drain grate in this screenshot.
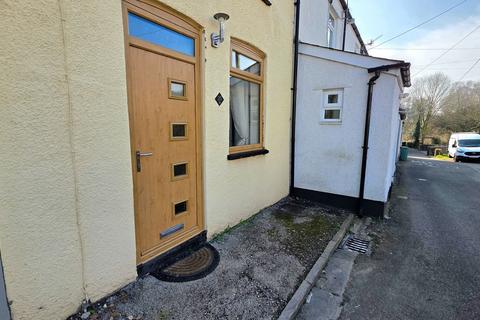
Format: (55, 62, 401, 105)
(343, 236, 370, 254)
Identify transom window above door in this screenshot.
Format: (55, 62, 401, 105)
(127, 12, 195, 56)
(229, 39, 265, 154)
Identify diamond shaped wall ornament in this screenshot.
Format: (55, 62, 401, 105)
(215, 93, 224, 106)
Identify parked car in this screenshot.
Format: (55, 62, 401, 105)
(448, 132, 480, 162)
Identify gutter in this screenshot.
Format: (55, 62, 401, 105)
(357, 62, 411, 216)
(290, 0, 301, 194)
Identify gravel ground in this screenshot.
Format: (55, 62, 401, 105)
(69, 197, 347, 320)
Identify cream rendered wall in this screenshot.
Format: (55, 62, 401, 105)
(0, 1, 85, 319)
(154, 0, 295, 235)
(1, 1, 294, 319)
(58, 0, 138, 302)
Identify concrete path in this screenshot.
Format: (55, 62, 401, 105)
(295, 219, 369, 320)
(339, 150, 480, 319)
(296, 249, 357, 320)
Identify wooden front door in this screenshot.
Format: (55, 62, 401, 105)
(123, 1, 203, 264)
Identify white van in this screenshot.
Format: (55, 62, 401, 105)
(448, 132, 480, 162)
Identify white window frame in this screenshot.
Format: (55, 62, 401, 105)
(327, 12, 336, 48)
(321, 89, 343, 123)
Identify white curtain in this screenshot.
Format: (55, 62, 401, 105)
(249, 86, 259, 144)
(230, 77, 260, 146)
(230, 78, 250, 145)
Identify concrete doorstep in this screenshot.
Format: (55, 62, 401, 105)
(277, 214, 355, 320)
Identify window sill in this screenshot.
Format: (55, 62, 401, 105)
(227, 148, 269, 160)
(319, 120, 342, 125)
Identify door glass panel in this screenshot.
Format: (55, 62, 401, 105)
(174, 201, 188, 215)
(170, 81, 186, 98)
(172, 163, 188, 178)
(128, 12, 195, 56)
(171, 123, 187, 139)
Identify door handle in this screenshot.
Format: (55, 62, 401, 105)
(136, 151, 153, 172)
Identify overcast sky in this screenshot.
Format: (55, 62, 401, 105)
(348, 0, 480, 82)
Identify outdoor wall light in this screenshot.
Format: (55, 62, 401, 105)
(211, 12, 229, 48)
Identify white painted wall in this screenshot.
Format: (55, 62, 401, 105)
(295, 55, 367, 198)
(294, 45, 404, 204)
(364, 73, 399, 202)
(299, 0, 362, 52)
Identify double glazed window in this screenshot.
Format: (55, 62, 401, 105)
(127, 12, 195, 56)
(229, 39, 265, 153)
(327, 13, 336, 48)
(321, 89, 343, 122)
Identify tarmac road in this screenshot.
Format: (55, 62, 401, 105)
(339, 149, 480, 320)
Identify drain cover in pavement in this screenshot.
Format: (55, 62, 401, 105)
(343, 235, 370, 254)
(151, 243, 220, 282)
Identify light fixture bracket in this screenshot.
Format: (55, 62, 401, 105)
(211, 13, 229, 48)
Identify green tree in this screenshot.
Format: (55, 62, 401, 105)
(413, 118, 421, 148)
(408, 73, 451, 144)
(435, 81, 480, 133)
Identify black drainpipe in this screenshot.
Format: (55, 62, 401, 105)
(357, 71, 380, 216)
(290, 0, 301, 194)
(342, 6, 348, 51)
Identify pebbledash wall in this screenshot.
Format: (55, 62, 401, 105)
(0, 1, 294, 319)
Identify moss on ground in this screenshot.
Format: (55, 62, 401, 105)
(211, 213, 258, 242)
(271, 209, 341, 265)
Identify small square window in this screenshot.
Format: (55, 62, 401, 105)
(328, 94, 338, 104)
(322, 89, 343, 123)
(171, 162, 188, 180)
(169, 79, 187, 100)
(170, 123, 188, 140)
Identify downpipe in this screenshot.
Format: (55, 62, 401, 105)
(357, 71, 381, 216)
(290, 0, 301, 194)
